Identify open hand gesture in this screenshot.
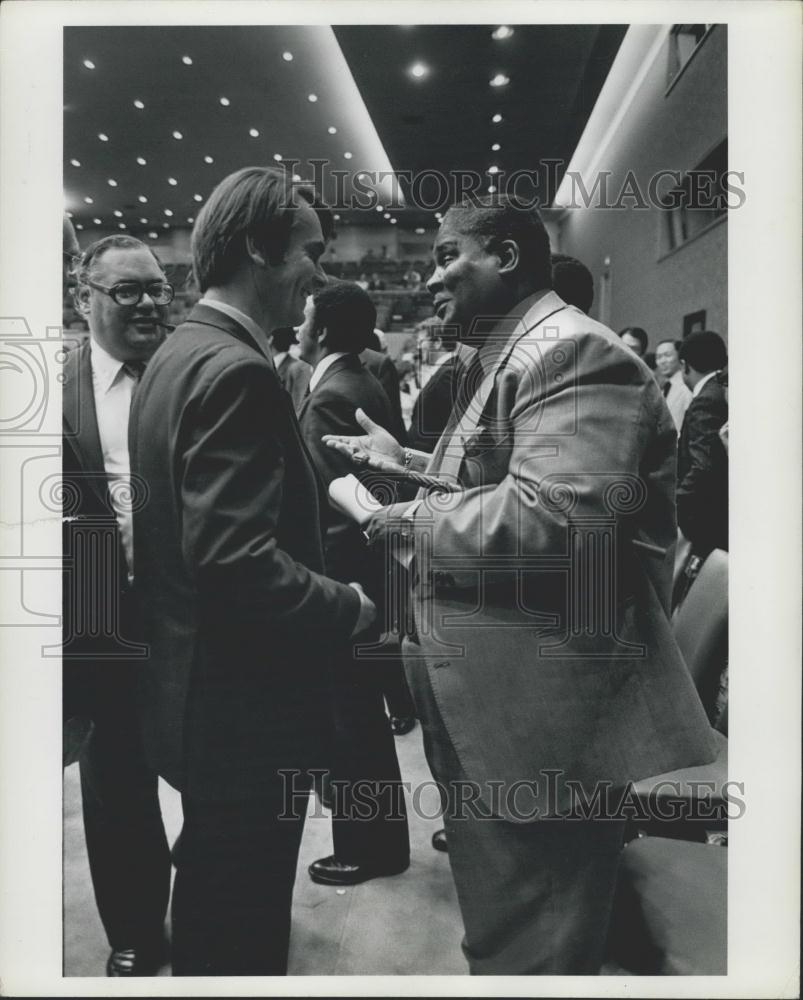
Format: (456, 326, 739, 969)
(322, 408, 405, 474)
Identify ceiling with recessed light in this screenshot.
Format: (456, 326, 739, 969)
(64, 24, 625, 242)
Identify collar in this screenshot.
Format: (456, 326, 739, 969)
(309, 351, 348, 392)
(198, 297, 272, 360)
(476, 288, 552, 377)
(692, 369, 719, 398)
(273, 351, 288, 369)
(89, 337, 126, 395)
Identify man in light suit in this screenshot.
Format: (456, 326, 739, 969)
(655, 338, 693, 432)
(296, 281, 410, 885)
(63, 234, 173, 975)
(325, 196, 717, 974)
(129, 167, 375, 976)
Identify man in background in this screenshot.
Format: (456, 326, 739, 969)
(270, 325, 311, 410)
(618, 325, 648, 357)
(64, 233, 173, 975)
(551, 252, 594, 314)
(677, 330, 729, 558)
(655, 338, 693, 432)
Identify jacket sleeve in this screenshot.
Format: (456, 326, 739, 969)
(676, 390, 728, 545)
(179, 356, 360, 632)
(366, 334, 663, 585)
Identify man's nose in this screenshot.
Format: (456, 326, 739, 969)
(426, 266, 443, 295)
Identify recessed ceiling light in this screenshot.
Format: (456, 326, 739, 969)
(492, 113, 503, 124)
(219, 96, 230, 106)
(113, 210, 123, 217)
(408, 62, 429, 79)
(148, 231, 158, 239)
(182, 55, 193, 65)
(282, 51, 293, 61)
(328, 126, 337, 134)
(172, 130, 183, 140)
(435, 212, 443, 220)
(308, 94, 318, 102)
(138, 195, 148, 203)
(65, 211, 73, 218)
(333, 214, 341, 221)
(137, 156, 147, 165)
(75, 224, 84, 230)
(375, 205, 384, 213)
(273, 152, 282, 161)
(187, 217, 195, 223)
(203, 155, 214, 163)
(83, 59, 95, 70)
(134, 99, 145, 109)
(292, 173, 301, 182)
(139, 217, 148, 224)
(70, 159, 81, 167)
(492, 26, 514, 41)
(491, 143, 501, 151)
(168, 177, 178, 185)
(162, 222, 170, 229)
(488, 185, 497, 194)
(488, 165, 500, 175)
(193, 194, 203, 202)
(164, 209, 173, 217)
(490, 73, 510, 88)
(92, 218, 101, 225)
(107, 178, 117, 187)
(249, 128, 260, 138)
(118, 223, 127, 230)
(344, 151, 353, 159)
(384, 213, 391, 220)
(84, 197, 93, 204)
(415, 227, 425, 234)
(98, 133, 109, 141)
(390, 218, 398, 224)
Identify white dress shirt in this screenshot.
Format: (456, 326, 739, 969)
(89, 339, 138, 580)
(309, 351, 347, 392)
(663, 368, 693, 431)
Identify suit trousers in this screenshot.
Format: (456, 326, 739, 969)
(78, 667, 171, 952)
(330, 647, 410, 867)
(403, 638, 625, 975)
(171, 777, 309, 976)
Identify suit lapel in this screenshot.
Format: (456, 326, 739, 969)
(63, 341, 107, 501)
(427, 292, 568, 484)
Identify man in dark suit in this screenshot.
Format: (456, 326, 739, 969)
(129, 167, 375, 976)
(270, 325, 311, 410)
(324, 196, 717, 973)
(360, 344, 408, 445)
(296, 281, 410, 886)
(677, 330, 729, 557)
(63, 234, 174, 975)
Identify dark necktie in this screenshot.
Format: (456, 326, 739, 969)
(123, 360, 146, 382)
(451, 352, 485, 425)
(662, 380, 671, 397)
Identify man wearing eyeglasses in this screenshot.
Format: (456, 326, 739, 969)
(63, 234, 174, 976)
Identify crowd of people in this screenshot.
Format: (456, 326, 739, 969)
(62, 164, 728, 978)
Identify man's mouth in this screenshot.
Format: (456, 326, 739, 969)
(131, 317, 159, 331)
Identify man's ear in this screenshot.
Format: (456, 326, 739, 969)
(245, 234, 268, 268)
(496, 239, 520, 276)
(74, 284, 91, 314)
(317, 324, 329, 349)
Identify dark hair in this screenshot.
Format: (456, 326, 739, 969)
(76, 234, 164, 284)
(551, 253, 594, 313)
(618, 326, 648, 355)
(679, 330, 728, 374)
(271, 327, 298, 353)
(656, 338, 682, 353)
(191, 166, 332, 293)
(311, 280, 377, 354)
(444, 195, 552, 290)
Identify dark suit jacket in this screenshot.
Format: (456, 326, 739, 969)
(360, 348, 407, 445)
(677, 375, 728, 556)
(297, 354, 396, 594)
(407, 353, 461, 453)
(368, 292, 717, 818)
(129, 303, 360, 801)
(275, 353, 311, 412)
(62, 340, 140, 722)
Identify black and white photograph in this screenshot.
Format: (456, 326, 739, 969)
(0, 2, 799, 995)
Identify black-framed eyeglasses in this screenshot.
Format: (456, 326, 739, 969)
(85, 278, 175, 306)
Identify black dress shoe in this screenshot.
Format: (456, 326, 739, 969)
(106, 941, 165, 977)
(389, 715, 416, 736)
(308, 854, 409, 886)
(431, 828, 448, 852)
